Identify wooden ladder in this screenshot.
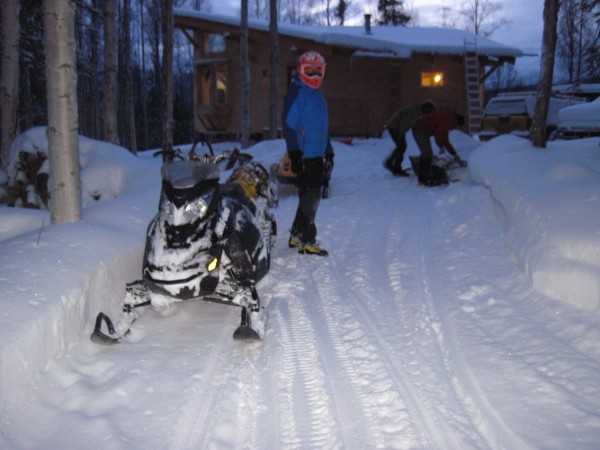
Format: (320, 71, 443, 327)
(464, 40, 482, 134)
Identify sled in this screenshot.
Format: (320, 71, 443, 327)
(409, 155, 468, 185)
(270, 152, 333, 198)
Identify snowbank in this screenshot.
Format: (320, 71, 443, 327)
(6, 126, 149, 209)
(2, 129, 600, 447)
(469, 135, 600, 311)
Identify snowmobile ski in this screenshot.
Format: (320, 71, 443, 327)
(91, 313, 121, 344)
(91, 281, 151, 344)
(233, 307, 262, 341)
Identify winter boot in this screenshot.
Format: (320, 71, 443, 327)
(384, 156, 396, 175)
(288, 235, 301, 248)
(298, 242, 329, 256)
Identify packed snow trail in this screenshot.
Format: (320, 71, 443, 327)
(4, 139, 600, 449)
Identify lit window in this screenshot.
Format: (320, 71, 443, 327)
(215, 64, 227, 105)
(197, 64, 228, 106)
(421, 72, 444, 87)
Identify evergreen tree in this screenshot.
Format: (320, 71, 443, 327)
(335, 0, 350, 25)
(377, 0, 410, 26)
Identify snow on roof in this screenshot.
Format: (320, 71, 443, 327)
(174, 9, 524, 60)
(558, 96, 600, 130)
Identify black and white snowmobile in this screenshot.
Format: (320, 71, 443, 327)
(91, 144, 277, 344)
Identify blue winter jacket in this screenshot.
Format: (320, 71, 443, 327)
(282, 76, 333, 159)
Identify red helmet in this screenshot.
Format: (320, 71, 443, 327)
(297, 51, 326, 89)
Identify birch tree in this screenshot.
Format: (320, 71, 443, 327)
(531, 0, 560, 148)
(43, 0, 82, 223)
(1, 0, 20, 172)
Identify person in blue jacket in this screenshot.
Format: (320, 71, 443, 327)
(282, 51, 334, 256)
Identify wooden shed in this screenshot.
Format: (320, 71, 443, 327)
(173, 10, 523, 139)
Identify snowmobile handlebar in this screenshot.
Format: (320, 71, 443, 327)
(153, 147, 253, 169)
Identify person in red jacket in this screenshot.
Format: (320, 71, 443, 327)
(411, 110, 466, 186)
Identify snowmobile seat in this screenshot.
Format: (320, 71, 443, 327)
(221, 183, 257, 215)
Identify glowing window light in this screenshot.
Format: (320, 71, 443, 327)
(421, 72, 444, 87)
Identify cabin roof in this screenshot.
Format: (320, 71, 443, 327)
(174, 9, 524, 60)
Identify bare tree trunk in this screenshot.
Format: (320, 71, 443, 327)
(241, 0, 251, 148)
(139, 0, 149, 150)
(162, 0, 174, 161)
(90, 0, 103, 139)
(268, 0, 279, 139)
(1, 0, 20, 172)
(43, 0, 82, 224)
(122, 0, 138, 154)
(531, 0, 560, 148)
(103, 0, 119, 144)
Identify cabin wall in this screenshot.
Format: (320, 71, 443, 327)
(176, 17, 471, 139)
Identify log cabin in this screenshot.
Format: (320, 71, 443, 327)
(174, 10, 523, 141)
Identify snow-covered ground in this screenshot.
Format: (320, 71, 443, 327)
(1, 128, 600, 449)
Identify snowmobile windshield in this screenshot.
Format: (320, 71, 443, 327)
(162, 161, 220, 209)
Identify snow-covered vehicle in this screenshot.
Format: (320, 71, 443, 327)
(479, 93, 585, 141)
(552, 96, 600, 139)
(91, 145, 278, 343)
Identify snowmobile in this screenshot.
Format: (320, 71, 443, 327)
(270, 152, 333, 198)
(91, 144, 277, 344)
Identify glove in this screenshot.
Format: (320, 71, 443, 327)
(289, 151, 304, 175)
(324, 152, 334, 177)
(325, 151, 334, 166)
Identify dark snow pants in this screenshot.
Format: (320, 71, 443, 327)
(412, 128, 434, 182)
(385, 126, 408, 169)
(291, 157, 324, 244)
(412, 128, 433, 158)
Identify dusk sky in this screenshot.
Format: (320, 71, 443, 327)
(208, 0, 543, 52)
(205, 0, 544, 80)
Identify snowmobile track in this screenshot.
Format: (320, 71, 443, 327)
(410, 188, 532, 449)
(167, 308, 238, 449)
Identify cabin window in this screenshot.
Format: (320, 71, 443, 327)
(197, 63, 228, 106)
(215, 63, 227, 105)
(421, 72, 444, 87)
(198, 66, 211, 106)
(206, 33, 226, 54)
